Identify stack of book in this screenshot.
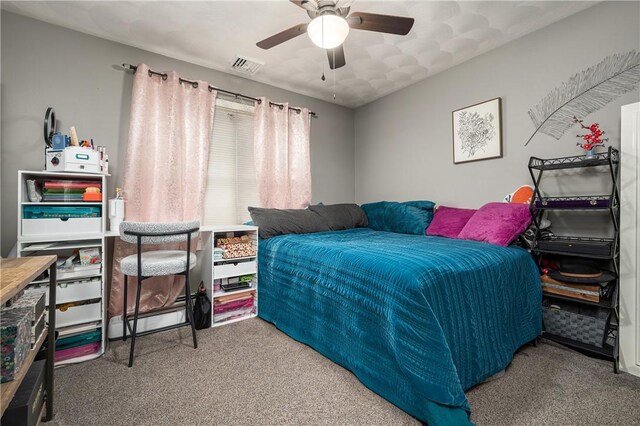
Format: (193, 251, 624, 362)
(42, 180, 101, 202)
(55, 327, 102, 363)
(541, 274, 612, 303)
(213, 291, 255, 324)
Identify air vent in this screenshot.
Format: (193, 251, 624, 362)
(229, 55, 264, 75)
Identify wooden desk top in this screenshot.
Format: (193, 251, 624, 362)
(0, 256, 56, 305)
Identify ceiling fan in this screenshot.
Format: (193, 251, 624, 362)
(256, 0, 415, 70)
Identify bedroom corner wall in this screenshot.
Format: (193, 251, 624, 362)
(354, 2, 640, 209)
(0, 11, 355, 256)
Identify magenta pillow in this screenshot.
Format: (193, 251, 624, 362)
(426, 206, 477, 238)
(457, 202, 531, 246)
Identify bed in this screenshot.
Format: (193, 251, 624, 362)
(257, 228, 541, 425)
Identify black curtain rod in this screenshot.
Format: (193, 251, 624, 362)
(122, 64, 318, 118)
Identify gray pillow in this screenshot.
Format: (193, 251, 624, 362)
(308, 204, 368, 230)
(248, 207, 331, 239)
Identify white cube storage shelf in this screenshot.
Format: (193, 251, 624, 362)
(17, 170, 109, 365)
(18, 170, 107, 240)
(201, 225, 259, 328)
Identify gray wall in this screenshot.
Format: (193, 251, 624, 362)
(355, 1, 640, 215)
(0, 11, 355, 256)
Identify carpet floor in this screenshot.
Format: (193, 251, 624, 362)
(50, 318, 640, 425)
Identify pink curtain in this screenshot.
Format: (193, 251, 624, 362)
(254, 97, 312, 209)
(108, 63, 216, 319)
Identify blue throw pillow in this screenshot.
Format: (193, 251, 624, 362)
(361, 200, 435, 235)
(403, 200, 436, 211)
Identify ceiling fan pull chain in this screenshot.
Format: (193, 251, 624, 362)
(333, 49, 336, 100)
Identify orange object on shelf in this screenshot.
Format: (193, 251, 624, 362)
(83, 188, 101, 202)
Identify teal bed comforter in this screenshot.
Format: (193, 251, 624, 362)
(257, 228, 541, 424)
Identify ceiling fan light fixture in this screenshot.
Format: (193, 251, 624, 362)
(307, 14, 349, 49)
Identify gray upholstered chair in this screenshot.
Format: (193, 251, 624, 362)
(119, 220, 200, 367)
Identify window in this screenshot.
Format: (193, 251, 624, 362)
(203, 99, 258, 226)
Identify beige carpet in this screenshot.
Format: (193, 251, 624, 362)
(50, 318, 640, 425)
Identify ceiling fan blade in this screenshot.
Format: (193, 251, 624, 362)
(347, 12, 414, 35)
(327, 45, 346, 70)
(290, 0, 317, 12)
(256, 23, 308, 49)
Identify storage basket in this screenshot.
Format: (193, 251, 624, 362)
(542, 299, 610, 347)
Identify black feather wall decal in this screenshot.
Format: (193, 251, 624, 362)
(525, 50, 640, 146)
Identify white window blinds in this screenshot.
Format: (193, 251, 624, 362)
(203, 100, 258, 226)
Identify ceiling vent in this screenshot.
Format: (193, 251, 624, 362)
(229, 55, 264, 75)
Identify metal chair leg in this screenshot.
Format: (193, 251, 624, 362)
(184, 273, 198, 349)
(123, 275, 128, 342)
(128, 280, 142, 368)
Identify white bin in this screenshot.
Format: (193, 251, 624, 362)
(22, 217, 101, 237)
(214, 260, 257, 279)
(54, 301, 102, 328)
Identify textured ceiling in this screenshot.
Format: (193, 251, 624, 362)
(2, 1, 596, 108)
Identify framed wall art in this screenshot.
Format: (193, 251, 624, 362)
(452, 97, 502, 164)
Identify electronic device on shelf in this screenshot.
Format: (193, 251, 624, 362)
(221, 281, 252, 292)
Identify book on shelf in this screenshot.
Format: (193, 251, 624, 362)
(540, 275, 610, 303)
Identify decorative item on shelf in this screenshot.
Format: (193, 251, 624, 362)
(79, 248, 101, 265)
(504, 185, 534, 204)
(574, 117, 608, 158)
(108, 188, 125, 232)
(26, 180, 42, 203)
(82, 186, 101, 202)
(452, 97, 502, 164)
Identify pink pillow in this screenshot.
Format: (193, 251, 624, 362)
(426, 206, 477, 238)
(458, 202, 531, 246)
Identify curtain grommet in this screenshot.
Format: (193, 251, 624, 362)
(192, 82, 198, 88)
(148, 70, 152, 77)
(162, 74, 168, 81)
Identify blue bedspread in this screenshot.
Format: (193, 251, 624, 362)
(258, 228, 541, 424)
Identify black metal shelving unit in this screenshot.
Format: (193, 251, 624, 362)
(528, 146, 620, 373)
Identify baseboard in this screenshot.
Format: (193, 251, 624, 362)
(620, 361, 640, 378)
(108, 308, 186, 340)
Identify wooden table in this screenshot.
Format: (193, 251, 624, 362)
(1, 256, 56, 422)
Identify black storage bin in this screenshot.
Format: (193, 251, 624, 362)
(542, 299, 610, 348)
(1, 360, 46, 426)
